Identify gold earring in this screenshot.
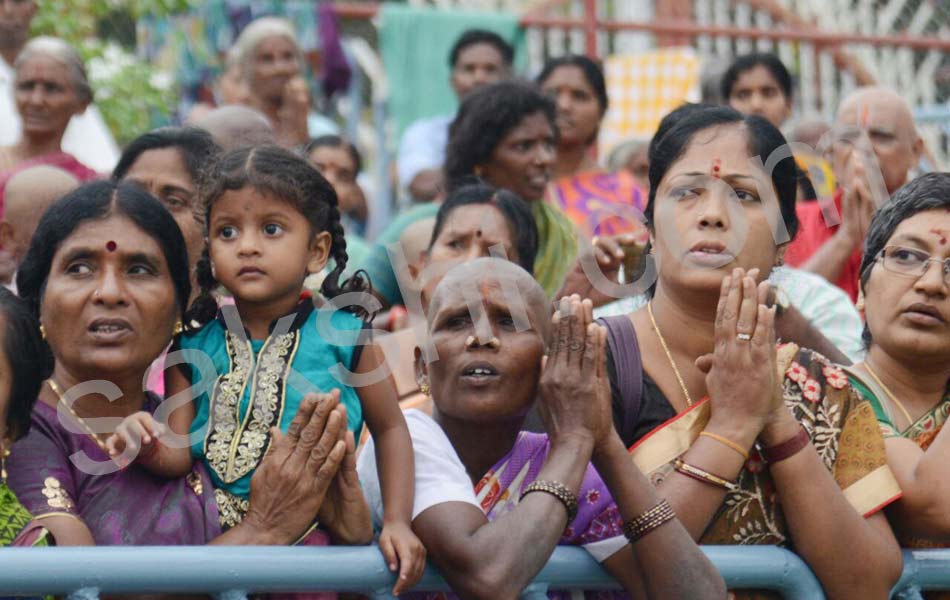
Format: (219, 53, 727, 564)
(1, 445, 9, 482)
(419, 382, 430, 396)
(39, 324, 46, 340)
(173, 321, 183, 336)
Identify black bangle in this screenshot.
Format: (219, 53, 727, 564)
(521, 480, 579, 522)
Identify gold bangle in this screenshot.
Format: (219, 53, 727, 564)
(622, 499, 676, 543)
(521, 480, 579, 522)
(672, 458, 740, 493)
(699, 431, 750, 461)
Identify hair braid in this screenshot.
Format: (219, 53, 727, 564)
(184, 246, 219, 330)
(319, 198, 372, 320)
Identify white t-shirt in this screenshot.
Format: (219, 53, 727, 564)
(356, 409, 627, 563)
(0, 55, 119, 173)
(357, 409, 478, 531)
(595, 265, 865, 362)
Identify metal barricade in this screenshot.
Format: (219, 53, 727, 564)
(3, 545, 950, 598)
(0, 545, 824, 599)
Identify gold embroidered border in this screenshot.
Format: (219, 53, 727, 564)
(205, 331, 253, 482)
(843, 464, 903, 517)
(629, 400, 711, 475)
(229, 332, 298, 481)
(204, 327, 300, 484)
(214, 488, 250, 530)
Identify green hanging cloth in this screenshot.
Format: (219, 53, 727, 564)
(531, 201, 578, 298)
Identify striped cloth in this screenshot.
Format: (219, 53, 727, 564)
(598, 47, 701, 158)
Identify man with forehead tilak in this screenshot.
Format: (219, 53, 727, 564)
(785, 86, 923, 303)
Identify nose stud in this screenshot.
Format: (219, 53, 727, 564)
(465, 335, 500, 349)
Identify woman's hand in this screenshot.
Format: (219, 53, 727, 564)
(696, 268, 778, 447)
(557, 233, 645, 307)
(379, 519, 427, 596)
(317, 425, 373, 545)
(241, 392, 348, 545)
(276, 76, 311, 146)
(537, 295, 610, 449)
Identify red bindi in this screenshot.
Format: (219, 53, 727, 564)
(106, 241, 117, 252)
(711, 158, 722, 179)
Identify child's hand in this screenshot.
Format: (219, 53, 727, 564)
(379, 520, 427, 596)
(105, 411, 166, 465)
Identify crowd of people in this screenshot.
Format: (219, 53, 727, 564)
(0, 2, 948, 599)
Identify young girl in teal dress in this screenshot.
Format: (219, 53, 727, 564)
(108, 145, 424, 593)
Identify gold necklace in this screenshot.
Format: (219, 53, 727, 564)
(647, 301, 694, 406)
(862, 363, 915, 429)
(46, 379, 110, 453)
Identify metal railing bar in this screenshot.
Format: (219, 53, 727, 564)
(0, 546, 826, 599)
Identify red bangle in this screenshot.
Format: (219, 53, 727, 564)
(762, 425, 809, 464)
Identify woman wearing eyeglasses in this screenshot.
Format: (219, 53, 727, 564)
(847, 173, 950, 557)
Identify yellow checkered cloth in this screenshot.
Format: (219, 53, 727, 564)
(598, 48, 701, 158)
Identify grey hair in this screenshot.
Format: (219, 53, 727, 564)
(606, 137, 650, 173)
(232, 17, 302, 83)
(859, 172, 950, 348)
(14, 36, 92, 104)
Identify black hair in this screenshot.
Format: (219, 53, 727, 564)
(17, 179, 191, 345)
(859, 172, 950, 348)
(448, 29, 514, 69)
(445, 80, 557, 191)
(301, 135, 363, 175)
(648, 103, 711, 159)
(0, 288, 49, 442)
(189, 145, 370, 326)
(645, 105, 799, 241)
(720, 52, 793, 102)
(113, 126, 221, 189)
(428, 182, 539, 274)
(536, 54, 609, 114)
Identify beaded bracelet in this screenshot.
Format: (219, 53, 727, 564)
(521, 480, 578, 522)
(622, 499, 676, 544)
(672, 458, 740, 493)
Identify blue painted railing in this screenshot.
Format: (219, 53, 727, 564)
(0, 546, 947, 599)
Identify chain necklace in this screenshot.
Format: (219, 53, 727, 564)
(46, 379, 110, 453)
(862, 363, 915, 429)
(647, 301, 694, 407)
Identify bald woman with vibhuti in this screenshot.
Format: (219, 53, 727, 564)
(0, 165, 79, 290)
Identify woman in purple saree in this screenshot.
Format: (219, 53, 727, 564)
(5, 179, 371, 549)
(358, 258, 724, 599)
